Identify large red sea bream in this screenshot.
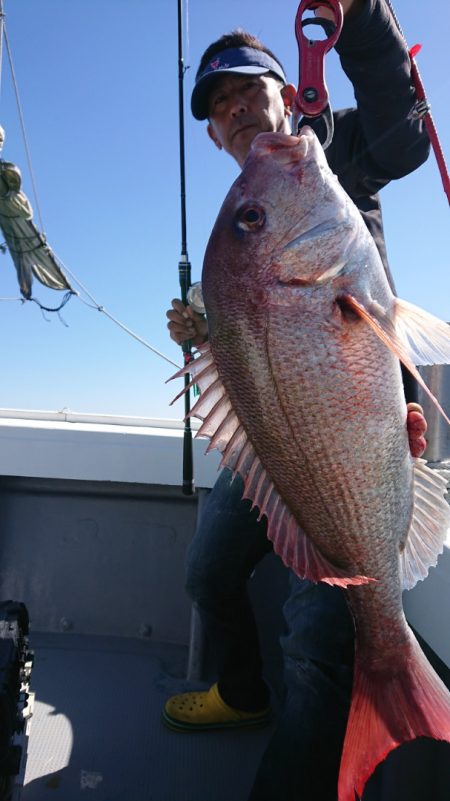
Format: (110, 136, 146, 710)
(172, 128, 450, 800)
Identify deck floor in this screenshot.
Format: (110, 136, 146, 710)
(19, 631, 450, 801)
(21, 632, 275, 801)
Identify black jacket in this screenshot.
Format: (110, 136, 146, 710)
(305, 0, 430, 292)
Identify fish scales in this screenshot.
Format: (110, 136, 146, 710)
(207, 245, 411, 578)
(174, 128, 450, 800)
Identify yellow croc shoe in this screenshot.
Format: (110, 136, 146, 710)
(162, 682, 271, 731)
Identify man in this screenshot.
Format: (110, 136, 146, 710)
(165, 2, 428, 798)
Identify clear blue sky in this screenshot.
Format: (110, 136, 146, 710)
(0, 0, 448, 420)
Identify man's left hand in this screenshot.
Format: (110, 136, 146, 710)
(406, 403, 428, 458)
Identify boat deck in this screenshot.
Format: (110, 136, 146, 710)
(22, 633, 274, 801)
(19, 630, 450, 801)
(0, 416, 448, 800)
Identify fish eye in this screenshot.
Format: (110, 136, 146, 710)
(236, 203, 266, 231)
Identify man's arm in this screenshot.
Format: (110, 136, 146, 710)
(334, 0, 430, 179)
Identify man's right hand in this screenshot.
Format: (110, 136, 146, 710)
(166, 298, 209, 348)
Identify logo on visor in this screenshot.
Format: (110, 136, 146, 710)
(209, 59, 229, 71)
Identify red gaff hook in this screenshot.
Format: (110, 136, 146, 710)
(292, 0, 343, 144)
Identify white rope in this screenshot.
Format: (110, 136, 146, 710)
(0, 274, 182, 369)
(3, 24, 46, 234)
(0, 0, 5, 99)
(52, 255, 181, 369)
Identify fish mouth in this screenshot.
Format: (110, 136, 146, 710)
(249, 130, 311, 163)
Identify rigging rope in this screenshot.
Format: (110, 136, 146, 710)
(44, 254, 181, 369)
(0, 270, 181, 370)
(0, 1, 5, 98)
(0, 0, 181, 372)
(2, 24, 46, 231)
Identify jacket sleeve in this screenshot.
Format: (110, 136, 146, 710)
(333, 0, 430, 183)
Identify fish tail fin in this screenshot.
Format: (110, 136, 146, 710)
(338, 636, 450, 801)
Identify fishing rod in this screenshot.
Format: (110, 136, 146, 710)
(177, 0, 195, 496)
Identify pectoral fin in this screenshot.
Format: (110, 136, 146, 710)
(341, 294, 450, 424)
(401, 458, 450, 589)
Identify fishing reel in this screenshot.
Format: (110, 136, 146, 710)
(186, 281, 206, 315)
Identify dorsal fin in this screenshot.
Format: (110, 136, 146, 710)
(169, 344, 374, 588)
(400, 458, 450, 590)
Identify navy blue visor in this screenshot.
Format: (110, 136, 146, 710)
(191, 46, 287, 120)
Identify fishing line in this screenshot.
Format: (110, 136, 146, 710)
(185, 0, 191, 72)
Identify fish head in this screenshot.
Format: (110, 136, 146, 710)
(203, 127, 362, 314)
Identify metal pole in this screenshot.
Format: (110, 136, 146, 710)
(177, 0, 195, 495)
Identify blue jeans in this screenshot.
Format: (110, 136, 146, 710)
(186, 468, 355, 800)
(249, 654, 353, 801)
(186, 468, 273, 711)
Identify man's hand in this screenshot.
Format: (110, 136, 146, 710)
(316, 0, 364, 21)
(406, 403, 428, 458)
(166, 298, 209, 348)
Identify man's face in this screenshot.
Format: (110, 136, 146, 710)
(206, 73, 295, 167)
